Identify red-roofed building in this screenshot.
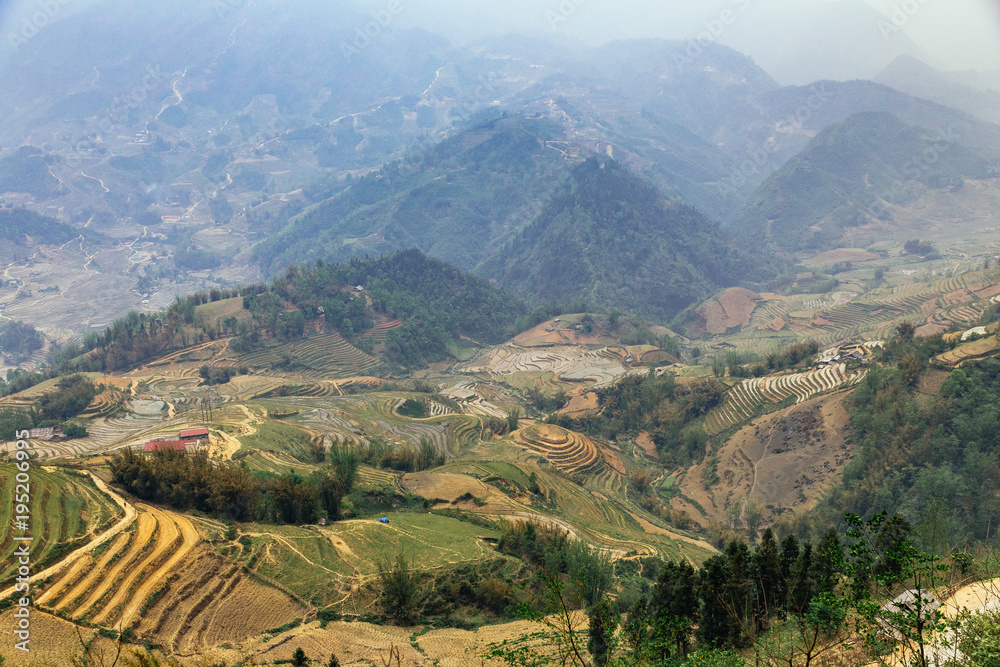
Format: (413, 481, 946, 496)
(179, 427, 210, 440)
(144, 440, 195, 452)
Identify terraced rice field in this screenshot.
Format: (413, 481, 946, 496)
(440, 380, 508, 418)
(32, 399, 168, 458)
(80, 386, 128, 418)
(37, 504, 200, 630)
(0, 466, 125, 588)
(704, 363, 864, 434)
(729, 267, 1000, 356)
(934, 335, 1000, 366)
(512, 424, 602, 474)
(267, 395, 476, 457)
(436, 459, 703, 563)
(236, 330, 382, 379)
(135, 545, 305, 655)
(465, 344, 638, 388)
(234, 514, 503, 608)
(358, 319, 403, 345)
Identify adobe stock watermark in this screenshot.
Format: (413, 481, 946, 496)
(341, 0, 405, 61)
(546, 0, 587, 30)
(675, 0, 754, 71)
(866, 126, 959, 219)
(878, 0, 932, 40)
(11, 430, 33, 653)
(717, 83, 836, 197)
(7, 0, 74, 52)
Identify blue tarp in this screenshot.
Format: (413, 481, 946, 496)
(377, 517, 390, 524)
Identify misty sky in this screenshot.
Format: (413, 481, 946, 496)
(377, 0, 1000, 74)
(2, 0, 999, 80)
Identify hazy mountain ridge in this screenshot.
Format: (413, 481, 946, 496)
(738, 111, 995, 253)
(875, 55, 1000, 125)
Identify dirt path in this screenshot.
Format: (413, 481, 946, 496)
(210, 404, 261, 460)
(246, 532, 340, 574)
(0, 472, 137, 602)
(747, 423, 779, 502)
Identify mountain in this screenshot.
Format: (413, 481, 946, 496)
(874, 55, 1000, 125)
(253, 114, 573, 273)
(480, 157, 769, 322)
(737, 112, 994, 253)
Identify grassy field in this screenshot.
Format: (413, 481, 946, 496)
(232, 513, 502, 608)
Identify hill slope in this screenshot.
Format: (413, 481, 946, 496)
(481, 158, 770, 322)
(737, 112, 994, 253)
(253, 115, 572, 273)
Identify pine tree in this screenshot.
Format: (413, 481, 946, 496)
(813, 527, 844, 594)
(752, 528, 784, 630)
(698, 555, 733, 648)
(723, 541, 755, 647)
(650, 560, 699, 658)
(292, 647, 308, 667)
(789, 541, 815, 616)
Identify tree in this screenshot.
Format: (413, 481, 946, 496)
(813, 527, 844, 594)
(507, 407, 522, 434)
(292, 647, 309, 667)
(377, 553, 422, 625)
(752, 528, 784, 630)
(321, 445, 359, 520)
(650, 560, 699, 659)
(896, 321, 916, 343)
(327, 654, 341, 667)
(587, 597, 617, 667)
(844, 512, 956, 667)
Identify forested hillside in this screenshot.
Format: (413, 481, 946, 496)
(481, 158, 775, 322)
(739, 112, 993, 253)
(0, 147, 61, 198)
(0, 207, 88, 247)
(253, 114, 570, 272)
(56, 249, 529, 374)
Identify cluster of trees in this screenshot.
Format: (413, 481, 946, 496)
(617, 528, 841, 662)
(355, 435, 445, 473)
(904, 239, 936, 257)
(497, 511, 969, 667)
(714, 340, 820, 379)
(620, 327, 681, 356)
(0, 375, 98, 438)
(496, 521, 614, 608)
(197, 364, 248, 385)
(110, 447, 359, 524)
(334, 250, 529, 367)
(0, 320, 43, 364)
(550, 373, 723, 467)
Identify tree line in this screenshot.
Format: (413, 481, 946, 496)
(110, 447, 359, 524)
